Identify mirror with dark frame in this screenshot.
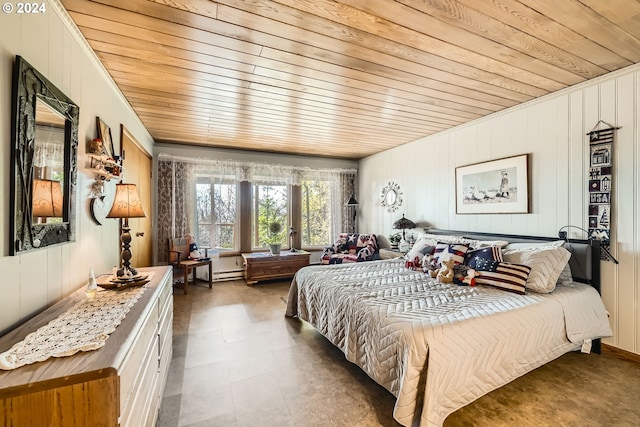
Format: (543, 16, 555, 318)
(10, 56, 79, 255)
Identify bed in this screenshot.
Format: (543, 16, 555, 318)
(285, 229, 612, 427)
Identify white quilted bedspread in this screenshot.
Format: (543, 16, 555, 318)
(285, 259, 611, 427)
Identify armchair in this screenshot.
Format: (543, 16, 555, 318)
(321, 233, 378, 264)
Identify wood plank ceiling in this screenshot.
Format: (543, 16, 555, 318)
(61, 0, 640, 160)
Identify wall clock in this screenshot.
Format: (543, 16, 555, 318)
(90, 180, 115, 225)
(381, 181, 403, 213)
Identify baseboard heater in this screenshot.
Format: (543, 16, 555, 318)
(211, 269, 244, 282)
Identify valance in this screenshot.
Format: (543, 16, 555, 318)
(157, 153, 356, 185)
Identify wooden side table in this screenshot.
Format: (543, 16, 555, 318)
(178, 258, 212, 295)
(242, 250, 310, 285)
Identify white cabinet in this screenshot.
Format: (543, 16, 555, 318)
(0, 266, 173, 427)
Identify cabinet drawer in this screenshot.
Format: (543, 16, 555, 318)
(157, 276, 172, 317)
(158, 294, 172, 347)
(119, 298, 158, 413)
(121, 333, 160, 427)
(158, 323, 173, 399)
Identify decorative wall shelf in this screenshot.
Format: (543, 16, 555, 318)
(87, 153, 123, 182)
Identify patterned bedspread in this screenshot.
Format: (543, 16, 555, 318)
(285, 259, 611, 427)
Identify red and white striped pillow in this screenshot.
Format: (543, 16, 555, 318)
(474, 262, 531, 295)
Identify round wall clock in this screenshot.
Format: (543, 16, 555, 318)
(90, 180, 116, 225)
(381, 181, 403, 212)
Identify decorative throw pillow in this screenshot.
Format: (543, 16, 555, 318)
(409, 236, 439, 253)
(433, 242, 469, 265)
(503, 246, 571, 293)
(474, 261, 531, 295)
(463, 246, 504, 269)
(405, 243, 436, 266)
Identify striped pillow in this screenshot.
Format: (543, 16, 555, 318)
(434, 242, 469, 265)
(474, 261, 531, 295)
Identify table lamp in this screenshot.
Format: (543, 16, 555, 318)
(107, 183, 146, 276)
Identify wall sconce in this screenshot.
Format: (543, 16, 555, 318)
(32, 179, 63, 219)
(107, 183, 146, 276)
(558, 225, 619, 264)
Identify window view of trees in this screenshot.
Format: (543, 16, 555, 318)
(301, 180, 331, 246)
(196, 178, 237, 251)
(254, 184, 288, 248)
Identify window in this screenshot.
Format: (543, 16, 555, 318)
(253, 183, 288, 249)
(301, 180, 332, 247)
(195, 177, 238, 251)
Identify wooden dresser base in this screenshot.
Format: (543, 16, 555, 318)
(0, 266, 173, 427)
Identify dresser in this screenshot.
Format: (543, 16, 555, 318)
(242, 250, 310, 285)
(0, 266, 173, 427)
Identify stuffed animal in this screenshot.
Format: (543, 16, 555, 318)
(422, 254, 439, 277)
(189, 242, 201, 259)
(436, 258, 455, 283)
(462, 268, 477, 286)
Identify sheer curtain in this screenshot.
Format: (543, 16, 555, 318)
(155, 153, 357, 262)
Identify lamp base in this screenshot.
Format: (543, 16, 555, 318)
(116, 266, 138, 277)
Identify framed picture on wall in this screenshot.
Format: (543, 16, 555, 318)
(455, 154, 530, 214)
(96, 116, 115, 159)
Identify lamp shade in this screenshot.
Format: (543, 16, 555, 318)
(346, 195, 359, 206)
(107, 183, 146, 219)
(393, 214, 415, 230)
(32, 179, 63, 217)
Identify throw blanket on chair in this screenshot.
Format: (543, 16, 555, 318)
(321, 233, 378, 264)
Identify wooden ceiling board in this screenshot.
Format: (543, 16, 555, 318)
(60, 0, 640, 159)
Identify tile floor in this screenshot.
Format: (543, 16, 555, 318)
(158, 279, 640, 427)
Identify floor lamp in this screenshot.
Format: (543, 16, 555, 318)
(346, 193, 359, 233)
(107, 183, 146, 276)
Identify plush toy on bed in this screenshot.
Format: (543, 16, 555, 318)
(462, 268, 477, 286)
(436, 258, 455, 283)
(452, 264, 477, 286)
(422, 254, 439, 277)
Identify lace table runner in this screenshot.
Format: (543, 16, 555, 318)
(0, 272, 154, 370)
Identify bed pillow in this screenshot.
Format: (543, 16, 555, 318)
(474, 261, 531, 295)
(463, 246, 504, 269)
(503, 240, 565, 251)
(555, 263, 573, 286)
(409, 236, 439, 253)
(422, 233, 464, 243)
(433, 242, 469, 265)
(460, 238, 510, 250)
(421, 233, 509, 250)
(503, 246, 571, 293)
(404, 243, 436, 266)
